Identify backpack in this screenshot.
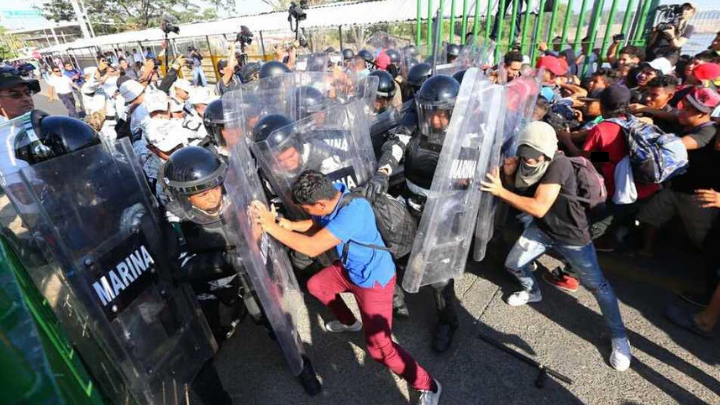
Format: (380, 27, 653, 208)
(605, 116, 689, 184)
(337, 191, 417, 261)
(561, 156, 607, 209)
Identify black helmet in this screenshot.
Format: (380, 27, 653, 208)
(369, 70, 396, 99)
(415, 75, 460, 142)
(446, 44, 461, 62)
(306, 54, 327, 72)
(452, 69, 467, 84)
(240, 62, 261, 83)
(259, 61, 291, 79)
(15, 110, 100, 165)
(386, 49, 401, 65)
(288, 86, 328, 120)
(342, 48, 355, 61)
(164, 146, 228, 222)
(203, 99, 226, 147)
(325, 46, 337, 53)
(357, 49, 375, 68)
(407, 62, 432, 90)
(252, 114, 295, 146)
(405, 44, 418, 57)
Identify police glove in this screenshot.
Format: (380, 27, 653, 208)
(363, 171, 389, 201)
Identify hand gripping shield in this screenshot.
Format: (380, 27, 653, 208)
(472, 72, 542, 262)
(0, 136, 215, 404)
(251, 100, 376, 218)
(402, 68, 504, 293)
(222, 138, 309, 376)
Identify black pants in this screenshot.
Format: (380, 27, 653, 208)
(702, 219, 720, 296)
(191, 360, 232, 405)
(58, 92, 78, 118)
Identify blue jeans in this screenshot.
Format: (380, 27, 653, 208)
(504, 224, 627, 339)
(193, 67, 207, 87)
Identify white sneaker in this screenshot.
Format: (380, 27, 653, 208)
(324, 320, 363, 333)
(610, 337, 632, 371)
(417, 379, 442, 405)
(506, 290, 542, 306)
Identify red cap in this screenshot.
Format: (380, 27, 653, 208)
(682, 86, 720, 114)
(375, 53, 391, 70)
(693, 63, 720, 81)
(536, 55, 567, 76)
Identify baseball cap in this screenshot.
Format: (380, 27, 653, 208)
(0, 66, 40, 92)
(119, 80, 145, 105)
(536, 55, 567, 76)
(190, 87, 218, 106)
(173, 78, 193, 93)
(641, 58, 673, 75)
(144, 90, 170, 113)
(683, 86, 720, 114)
(693, 63, 720, 81)
(539, 86, 556, 102)
(83, 66, 98, 76)
(599, 85, 631, 110)
(145, 120, 189, 152)
(169, 98, 184, 113)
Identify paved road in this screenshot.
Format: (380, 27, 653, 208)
(33, 81, 73, 117)
(7, 89, 720, 405)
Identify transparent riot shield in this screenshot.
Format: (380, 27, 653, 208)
(251, 100, 376, 218)
(402, 68, 504, 293)
(1, 137, 215, 404)
(369, 99, 413, 155)
(364, 31, 411, 53)
(472, 72, 541, 262)
(295, 53, 329, 72)
(222, 138, 307, 375)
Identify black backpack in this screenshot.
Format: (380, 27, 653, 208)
(337, 192, 417, 261)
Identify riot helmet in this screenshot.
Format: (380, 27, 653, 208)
(259, 61, 291, 79)
(453, 69, 467, 84)
(446, 44, 461, 63)
(369, 70, 396, 114)
(325, 46, 337, 53)
(288, 86, 328, 120)
(164, 146, 228, 223)
(342, 48, 355, 61)
(405, 44, 418, 57)
(386, 49, 401, 65)
(415, 75, 460, 144)
(252, 114, 304, 175)
(357, 49, 375, 69)
(203, 99, 227, 147)
(14, 110, 100, 165)
(240, 62, 261, 83)
(407, 62, 432, 93)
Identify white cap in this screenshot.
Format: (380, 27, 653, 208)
(144, 120, 189, 152)
(173, 78, 192, 94)
(190, 87, 218, 106)
(647, 58, 673, 75)
(84, 66, 98, 76)
(119, 80, 145, 105)
(144, 90, 170, 113)
(169, 98, 184, 113)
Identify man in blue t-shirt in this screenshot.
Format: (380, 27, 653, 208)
(252, 170, 441, 405)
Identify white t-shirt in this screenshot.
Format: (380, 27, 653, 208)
(47, 74, 74, 94)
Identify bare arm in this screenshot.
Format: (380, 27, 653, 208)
(606, 41, 621, 65)
(480, 168, 562, 218)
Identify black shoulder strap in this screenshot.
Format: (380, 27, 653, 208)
(336, 192, 393, 263)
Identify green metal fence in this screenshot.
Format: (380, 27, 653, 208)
(415, 0, 661, 68)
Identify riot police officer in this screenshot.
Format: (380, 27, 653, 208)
(369, 70, 396, 115)
(357, 49, 375, 70)
(403, 62, 432, 102)
(342, 48, 355, 69)
(7, 111, 233, 405)
(368, 75, 463, 353)
(446, 44, 461, 63)
(163, 145, 323, 396)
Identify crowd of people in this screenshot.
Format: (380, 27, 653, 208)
(2, 6, 720, 403)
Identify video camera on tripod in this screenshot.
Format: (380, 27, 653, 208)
(161, 13, 180, 35)
(234, 25, 253, 68)
(288, 0, 309, 47)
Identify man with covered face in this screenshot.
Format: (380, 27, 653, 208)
(480, 121, 632, 372)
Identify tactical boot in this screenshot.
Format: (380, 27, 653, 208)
(298, 355, 323, 396)
(431, 280, 459, 353)
(393, 284, 410, 318)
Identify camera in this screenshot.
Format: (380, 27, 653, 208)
(612, 33, 625, 42)
(288, 1, 308, 22)
(161, 13, 180, 35)
(237, 25, 253, 47)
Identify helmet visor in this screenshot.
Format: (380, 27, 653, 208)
(416, 98, 455, 145)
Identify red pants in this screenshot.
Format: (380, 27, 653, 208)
(307, 262, 434, 391)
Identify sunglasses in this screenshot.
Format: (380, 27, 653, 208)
(53, 70, 61, 72)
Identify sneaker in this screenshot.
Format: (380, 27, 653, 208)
(324, 320, 363, 333)
(542, 268, 579, 293)
(609, 337, 632, 371)
(506, 290, 542, 307)
(418, 379, 442, 405)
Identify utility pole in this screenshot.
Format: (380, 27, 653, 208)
(69, 0, 94, 39)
